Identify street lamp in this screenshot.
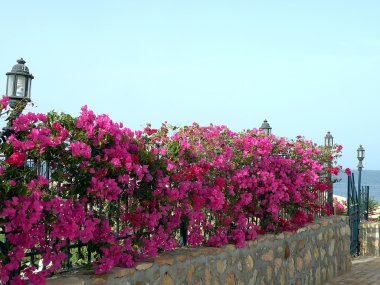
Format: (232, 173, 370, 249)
(2, 59, 34, 285)
(324, 131, 334, 212)
(357, 145, 365, 219)
(6, 58, 34, 108)
(259, 119, 272, 135)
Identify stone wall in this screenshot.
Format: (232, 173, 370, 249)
(360, 221, 380, 256)
(47, 216, 351, 285)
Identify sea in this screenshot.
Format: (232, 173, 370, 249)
(333, 170, 380, 202)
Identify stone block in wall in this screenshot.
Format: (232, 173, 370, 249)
(360, 221, 380, 256)
(47, 216, 351, 285)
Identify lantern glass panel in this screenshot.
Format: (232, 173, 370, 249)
(16, 75, 26, 98)
(6, 74, 15, 97)
(27, 78, 32, 99)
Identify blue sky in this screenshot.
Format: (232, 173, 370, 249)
(0, 1, 379, 169)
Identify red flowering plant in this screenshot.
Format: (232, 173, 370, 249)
(0, 97, 342, 284)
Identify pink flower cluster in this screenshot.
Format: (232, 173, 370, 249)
(333, 197, 347, 215)
(0, 105, 341, 285)
(0, 96, 8, 111)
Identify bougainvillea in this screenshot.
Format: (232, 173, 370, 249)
(333, 197, 347, 215)
(0, 96, 342, 284)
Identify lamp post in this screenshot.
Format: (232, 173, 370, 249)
(2, 59, 33, 285)
(324, 131, 334, 212)
(357, 145, 365, 219)
(259, 119, 272, 135)
(1, 58, 33, 144)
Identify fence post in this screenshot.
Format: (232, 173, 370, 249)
(179, 221, 188, 247)
(365, 186, 369, 221)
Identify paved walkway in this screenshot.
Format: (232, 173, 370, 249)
(323, 256, 380, 285)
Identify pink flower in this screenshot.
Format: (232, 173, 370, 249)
(345, 168, 351, 176)
(110, 158, 121, 167)
(329, 167, 340, 175)
(69, 141, 91, 158)
(5, 152, 26, 167)
(52, 122, 62, 131)
(0, 95, 9, 110)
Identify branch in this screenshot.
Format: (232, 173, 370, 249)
(6, 98, 29, 127)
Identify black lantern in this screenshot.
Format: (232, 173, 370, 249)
(357, 145, 365, 169)
(324, 131, 333, 148)
(259, 119, 272, 135)
(6, 58, 34, 108)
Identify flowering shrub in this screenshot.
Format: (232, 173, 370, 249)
(333, 197, 347, 215)
(0, 96, 342, 284)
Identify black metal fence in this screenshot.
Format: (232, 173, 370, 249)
(317, 171, 330, 216)
(347, 173, 369, 256)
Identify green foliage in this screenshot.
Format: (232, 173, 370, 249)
(368, 197, 379, 213)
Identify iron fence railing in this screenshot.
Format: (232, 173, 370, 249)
(317, 171, 329, 216)
(347, 173, 369, 256)
(360, 185, 370, 221)
(347, 173, 360, 256)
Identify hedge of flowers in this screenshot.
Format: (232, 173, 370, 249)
(0, 96, 341, 284)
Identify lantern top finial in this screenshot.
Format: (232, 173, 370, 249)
(17, 58, 26, 65)
(260, 119, 271, 129)
(8, 58, 33, 77)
